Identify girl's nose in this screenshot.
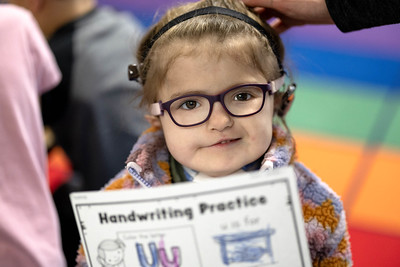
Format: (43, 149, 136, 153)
(207, 102, 233, 131)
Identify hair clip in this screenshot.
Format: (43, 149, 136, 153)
(128, 64, 141, 82)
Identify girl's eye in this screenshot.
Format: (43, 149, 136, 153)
(180, 100, 199, 110)
(234, 93, 252, 101)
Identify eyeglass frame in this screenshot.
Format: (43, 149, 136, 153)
(150, 75, 285, 127)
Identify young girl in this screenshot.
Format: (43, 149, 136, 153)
(76, 0, 352, 266)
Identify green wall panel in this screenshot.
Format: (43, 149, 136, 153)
(286, 75, 399, 148)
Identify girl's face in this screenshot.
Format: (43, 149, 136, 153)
(157, 52, 274, 177)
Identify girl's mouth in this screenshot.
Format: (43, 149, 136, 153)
(212, 138, 240, 146)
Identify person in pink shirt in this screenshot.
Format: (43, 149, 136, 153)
(0, 4, 66, 267)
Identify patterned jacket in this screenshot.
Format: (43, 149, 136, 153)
(76, 126, 352, 267)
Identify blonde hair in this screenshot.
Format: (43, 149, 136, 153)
(136, 0, 285, 107)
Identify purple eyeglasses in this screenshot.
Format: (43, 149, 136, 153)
(150, 75, 285, 127)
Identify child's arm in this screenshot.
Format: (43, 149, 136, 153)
(75, 245, 88, 267)
(295, 162, 353, 266)
(310, 205, 352, 266)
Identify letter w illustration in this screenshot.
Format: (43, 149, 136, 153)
(136, 242, 158, 267)
(159, 246, 181, 267)
(136, 242, 182, 267)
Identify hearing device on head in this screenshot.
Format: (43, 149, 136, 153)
(278, 82, 296, 117)
(128, 6, 296, 117)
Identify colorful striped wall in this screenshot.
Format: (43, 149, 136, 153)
(99, 1, 400, 265)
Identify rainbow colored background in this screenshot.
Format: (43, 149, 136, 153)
(100, 1, 400, 265)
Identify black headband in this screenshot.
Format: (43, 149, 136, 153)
(141, 6, 283, 71)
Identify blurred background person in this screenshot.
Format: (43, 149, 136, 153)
(7, 0, 148, 265)
(0, 4, 66, 267)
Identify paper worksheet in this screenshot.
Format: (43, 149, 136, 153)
(70, 166, 311, 267)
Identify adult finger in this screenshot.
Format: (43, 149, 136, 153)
(252, 6, 266, 14)
(252, 7, 275, 21)
(252, 6, 286, 22)
(270, 18, 290, 33)
(242, 0, 275, 8)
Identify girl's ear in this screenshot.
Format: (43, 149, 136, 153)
(145, 115, 162, 128)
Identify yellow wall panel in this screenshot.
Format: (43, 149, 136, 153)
(293, 131, 363, 197)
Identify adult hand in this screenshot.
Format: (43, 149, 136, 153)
(242, 0, 334, 33)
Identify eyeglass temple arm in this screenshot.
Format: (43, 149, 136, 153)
(270, 74, 285, 94)
(150, 101, 163, 116)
